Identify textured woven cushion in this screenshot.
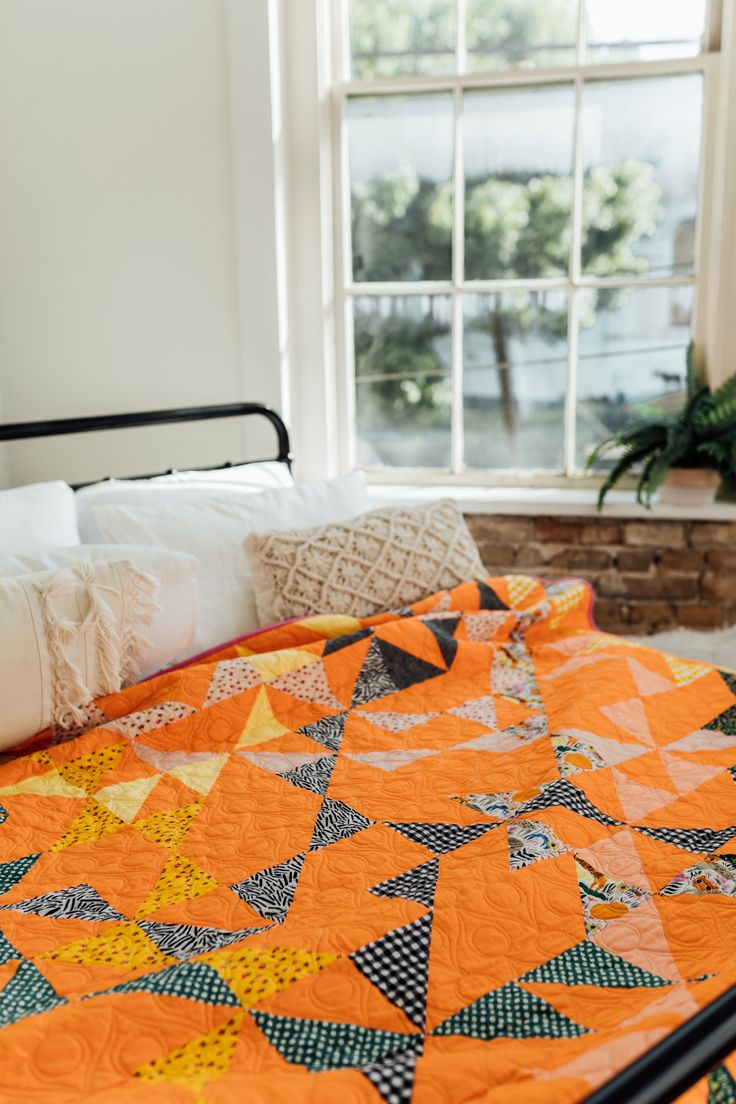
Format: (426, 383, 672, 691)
(244, 498, 485, 624)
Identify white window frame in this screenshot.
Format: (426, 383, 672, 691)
(322, 0, 727, 487)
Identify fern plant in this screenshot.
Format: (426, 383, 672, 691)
(588, 344, 736, 508)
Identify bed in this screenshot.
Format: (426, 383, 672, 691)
(0, 404, 734, 1104)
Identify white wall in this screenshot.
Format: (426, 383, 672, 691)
(0, 0, 285, 486)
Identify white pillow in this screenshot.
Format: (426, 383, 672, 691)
(0, 560, 160, 751)
(75, 462, 293, 543)
(93, 472, 371, 655)
(0, 546, 198, 680)
(0, 481, 79, 553)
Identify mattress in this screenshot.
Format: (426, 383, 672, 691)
(0, 574, 734, 1102)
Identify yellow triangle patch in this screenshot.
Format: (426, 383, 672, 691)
(168, 755, 228, 797)
(95, 775, 161, 823)
(58, 744, 125, 794)
(134, 854, 219, 919)
(300, 615, 362, 638)
(41, 921, 172, 971)
(504, 575, 538, 607)
(133, 801, 202, 850)
(136, 1012, 243, 1094)
(0, 769, 85, 800)
(248, 649, 318, 682)
(663, 652, 711, 687)
(50, 799, 125, 852)
(236, 687, 291, 749)
(203, 945, 337, 1009)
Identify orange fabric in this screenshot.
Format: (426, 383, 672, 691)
(0, 575, 734, 1103)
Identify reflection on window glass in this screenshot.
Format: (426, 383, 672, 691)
(350, 0, 455, 78)
(464, 86, 575, 280)
(585, 0, 706, 62)
(463, 291, 568, 470)
(577, 285, 693, 469)
(354, 296, 453, 468)
(348, 95, 454, 282)
(582, 75, 702, 279)
(466, 0, 578, 73)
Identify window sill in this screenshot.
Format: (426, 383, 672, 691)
(366, 482, 736, 521)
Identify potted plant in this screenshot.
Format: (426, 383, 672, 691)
(588, 345, 736, 509)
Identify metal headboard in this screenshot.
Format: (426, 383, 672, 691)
(0, 402, 292, 487)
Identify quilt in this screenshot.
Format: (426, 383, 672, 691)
(0, 574, 734, 1103)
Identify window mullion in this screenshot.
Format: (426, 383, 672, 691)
(564, 69, 585, 477)
(451, 83, 465, 474)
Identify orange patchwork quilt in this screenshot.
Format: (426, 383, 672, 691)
(0, 575, 735, 1103)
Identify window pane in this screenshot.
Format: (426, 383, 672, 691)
(585, 0, 706, 62)
(466, 0, 578, 73)
(348, 95, 454, 282)
(464, 290, 568, 470)
(576, 285, 693, 469)
(349, 0, 455, 78)
(464, 86, 575, 280)
(582, 75, 703, 279)
(354, 295, 453, 468)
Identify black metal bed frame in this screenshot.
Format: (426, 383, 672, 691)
(0, 402, 293, 486)
(0, 401, 734, 1104)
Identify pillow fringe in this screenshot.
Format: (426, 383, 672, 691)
(35, 561, 160, 735)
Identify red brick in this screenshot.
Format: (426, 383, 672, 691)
(580, 523, 623, 544)
(534, 519, 586, 543)
(593, 599, 630, 628)
(701, 572, 736, 601)
(616, 549, 654, 572)
(475, 542, 516, 569)
(707, 548, 736, 571)
(659, 549, 705, 572)
(515, 545, 547, 567)
(624, 522, 686, 547)
(690, 522, 736, 546)
(549, 548, 612, 571)
(597, 570, 629, 598)
(627, 603, 676, 630)
(466, 516, 532, 543)
(674, 605, 725, 630)
(599, 572, 698, 600)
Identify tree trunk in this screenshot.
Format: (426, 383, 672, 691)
(491, 310, 517, 458)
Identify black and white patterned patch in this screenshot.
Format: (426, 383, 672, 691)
(279, 756, 336, 797)
(369, 859, 439, 908)
(298, 712, 347, 753)
(633, 824, 736, 854)
(351, 912, 433, 1030)
(137, 921, 266, 959)
(0, 883, 123, 922)
(351, 640, 400, 707)
(231, 852, 306, 923)
(386, 821, 498, 855)
(360, 1041, 423, 1104)
(310, 799, 373, 851)
(520, 779, 622, 826)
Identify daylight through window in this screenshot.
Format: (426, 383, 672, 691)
(334, 0, 716, 477)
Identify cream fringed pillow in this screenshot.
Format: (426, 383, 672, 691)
(0, 560, 160, 750)
(244, 498, 485, 625)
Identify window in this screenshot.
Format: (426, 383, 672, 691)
(330, 0, 720, 480)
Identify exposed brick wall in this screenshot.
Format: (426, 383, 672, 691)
(464, 514, 736, 635)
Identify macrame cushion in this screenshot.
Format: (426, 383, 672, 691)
(0, 560, 159, 751)
(244, 498, 485, 625)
